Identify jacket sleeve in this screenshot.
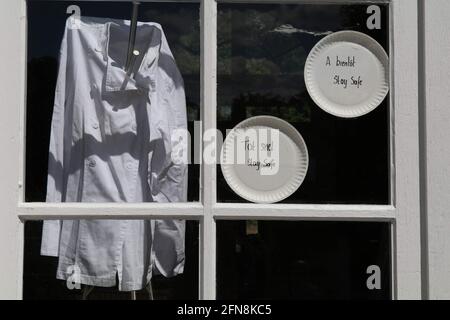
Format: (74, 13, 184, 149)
(151, 81, 188, 203)
(40, 19, 70, 257)
(151, 32, 188, 204)
(151, 29, 188, 277)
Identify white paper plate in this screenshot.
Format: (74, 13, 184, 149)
(220, 116, 309, 203)
(305, 30, 389, 118)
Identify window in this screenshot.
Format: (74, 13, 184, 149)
(216, 3, 390, 204)
(0, 0, 421, 300)
(24, 0, 201, 299)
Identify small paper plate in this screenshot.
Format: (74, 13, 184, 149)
(305, 30, 389, 118)
(220, 116, 309, 204)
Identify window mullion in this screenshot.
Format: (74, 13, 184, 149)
(17, 202, 204, 220)
(199, 0, 218, 300)
(213, 204, 396, 221)
(391, 0, 421, 300)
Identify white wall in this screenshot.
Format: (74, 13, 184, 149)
(0, 0, 24, 299)
(423, 0, 450, 300)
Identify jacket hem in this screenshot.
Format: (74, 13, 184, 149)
(56, 270, 149, 292)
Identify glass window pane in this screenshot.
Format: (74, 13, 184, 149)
(26, 0, 200, 202)
(217, 3, 390, 204)
(24, 0, 200, 301)
(23, 220, 199, 300)
(217, 221, 391, 300)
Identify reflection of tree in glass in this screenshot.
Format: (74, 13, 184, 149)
(218, 5, 329, 124)
(218, 6, 309, 76)
(218, 5, 349, 76)
(217, 4, 388, 124)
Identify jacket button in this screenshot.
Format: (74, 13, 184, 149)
(92, 123, 99, 130)
(88, 159, 96, 168)
(126, 162, 134, 170)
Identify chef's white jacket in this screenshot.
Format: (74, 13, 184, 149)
(40, 16, 188, 291)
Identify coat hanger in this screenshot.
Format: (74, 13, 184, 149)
(125, 1, 140, 73)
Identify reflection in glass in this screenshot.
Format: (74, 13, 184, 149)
(217, 4, 390, 204)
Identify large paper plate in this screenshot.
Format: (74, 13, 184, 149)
(220, 116, 308, 203)
(305, 30, 389, 118)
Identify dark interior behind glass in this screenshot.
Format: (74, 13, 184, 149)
(217, 221, 391, 300)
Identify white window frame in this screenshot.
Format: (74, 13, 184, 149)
(0, 0, 420, 300)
